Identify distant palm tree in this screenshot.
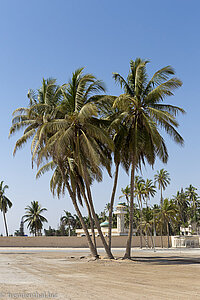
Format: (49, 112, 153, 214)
(0, 181, 12, 236)
(61, 210, 75, 236)
(172, 188, 189, 225)
(144, 179, 156, 208)
(119, 186, 130, 206)
(156, 198, 177, 248)
(185, 185, 199, 225)
(134, 176, 146, 248)
(154, 169, 171, 206)
(23, 201, 47, 236)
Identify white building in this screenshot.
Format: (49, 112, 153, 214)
(76, 203, 137, 237)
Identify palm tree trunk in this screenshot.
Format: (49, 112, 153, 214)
(124, 159, 135, 259)
(167, 222, 170, 248)
(78, 181, 97, 252)
(139, 201, 143, 249)
(3, 211, 8, 236)
(83, 168, 114, 259)
(58, 163, 98, 258)
(108, 162, 119, 251)
(145, 230, 148, 248)
(149, 227, 155, 251)
(161, 187, 163, 207)
(160, 225, 163, 248)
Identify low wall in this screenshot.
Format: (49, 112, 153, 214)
(0, 236, 171, 248)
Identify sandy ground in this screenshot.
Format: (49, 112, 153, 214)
(0, 248, 200, 300)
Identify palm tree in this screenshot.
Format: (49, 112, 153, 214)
(9, 78, 66, 156)
(185, 185, 199, 226)
(140, 207, 154, 248)
(61, 210, 75, 236)
(31, 69, 114, 258)
(113, 58, 184, 258)
(23, 201, 48, 236)
(144, 179, 156, 208)
(172, 188, 189, 226)
(107, 114, 130, 251)
(119, 186, 130, 206)
(134, 176, 146, 248)
(154, 169, 171, 206)
(156, 198, 178, 248)
(0, 181, 12, 236)
(143, 179, 156, 247)
(10, 74, 100, 258)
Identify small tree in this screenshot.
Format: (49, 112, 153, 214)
(0, 181, 12, 236)
(23, 201, 48, 236)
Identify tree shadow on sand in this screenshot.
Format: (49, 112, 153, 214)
(130, 256, 200, 265)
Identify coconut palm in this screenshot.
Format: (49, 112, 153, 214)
(134, 176, 146, 248)
(154, 169, 171, 206)
(107, 115, 130, 250)
(23, 201, 47, 236)
(9, 78, 66, 156)
(185, 185, 200, 225)
(0, 181, 12, 236)
(61, 210, 76, 236)
(113, 58, 184, 258)
(140, 207, 154, 248)
(144, 179, 156, 208)
(156, 198, 178, 248)
(172, 188, 189, 226)
(10, 74, 101, 258)
(119, 186, 131, 206)
(33, 68, 114, 258)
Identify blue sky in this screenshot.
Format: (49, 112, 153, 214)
(0, 0, 200, 235)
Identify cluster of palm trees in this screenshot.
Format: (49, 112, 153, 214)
(119, 170, 200, 248)
(0, 180, 48, 237)
(9, 58, 185, 259)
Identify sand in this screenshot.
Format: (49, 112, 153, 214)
(0, 248, 200, 300)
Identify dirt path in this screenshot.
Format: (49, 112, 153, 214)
(0, 249, 200, 299)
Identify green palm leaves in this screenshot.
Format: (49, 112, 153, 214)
(112, 58, 184, 258)
(154, 169, 171, 206)
(0, 181, 12, 236)
(113, 58, 184, 168)
(10, 59, 184, 259)
(23, 201, 47, 236)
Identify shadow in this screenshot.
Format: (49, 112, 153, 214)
(0, 252, 35, 255)
(130, 256, 200, 265)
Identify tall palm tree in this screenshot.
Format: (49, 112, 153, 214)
(113, 58, 184, 258)
(10, 74, 101, 258)
(0, 181, 12, 236)
(154, 169, 171, 206)
(31, 69, 114, 258)
(23, 201, 48, 236)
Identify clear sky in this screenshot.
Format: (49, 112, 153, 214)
(0, 0, 200, 235)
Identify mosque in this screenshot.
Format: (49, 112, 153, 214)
(76, 203, 137, 237)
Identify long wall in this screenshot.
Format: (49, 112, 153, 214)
(0, 236, 171, 248)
